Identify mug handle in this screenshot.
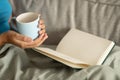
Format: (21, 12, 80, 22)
(10, 17, 18, 32)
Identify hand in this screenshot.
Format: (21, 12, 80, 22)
(25, 20, 48, 48)
(1, 20, 48, 48)
(2, 30, 33, 48)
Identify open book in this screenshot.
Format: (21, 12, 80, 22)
(33, 28, 115, 68)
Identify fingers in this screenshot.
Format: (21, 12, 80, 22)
(4, 31, 32, 48)
(7, 19, 48, 48)
(40, 24, 45, 29)
(16, 34, 33, 42)
(40, 20, 44, 25)
(36, 33, 48, 46)
(25, 20, 48, 48)
(23, 19, 48, 48)
(13, 34, 33, 48)
(40, 29, 46, 34)
(39, 20, 46, 34)
(13, 39, 31, 49)
(24, 33, 48, 48)
(17, 33, 48, 48)
(15, 19, 48, 48)
(39, 20, 46, 29)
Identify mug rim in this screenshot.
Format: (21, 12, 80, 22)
(16, 12, 40, 24)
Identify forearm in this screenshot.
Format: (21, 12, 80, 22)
(0, 33, 7, 46)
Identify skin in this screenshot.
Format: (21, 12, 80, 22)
(0, 20, 48, 48)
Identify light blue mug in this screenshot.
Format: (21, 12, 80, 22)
(13, 12, 40, 40)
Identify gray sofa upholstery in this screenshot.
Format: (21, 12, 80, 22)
(0, 0, 120, 80)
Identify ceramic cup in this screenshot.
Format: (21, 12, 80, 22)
(14, 12, 40, 40)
